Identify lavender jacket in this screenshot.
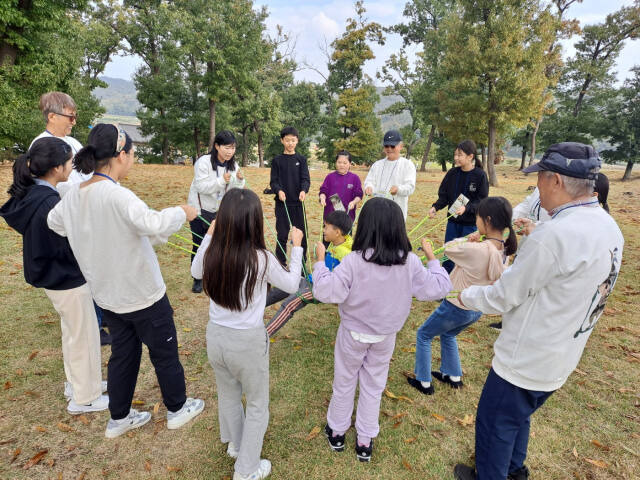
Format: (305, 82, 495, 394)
(312, 251, 451, 335)
(318, 171, 363, 220)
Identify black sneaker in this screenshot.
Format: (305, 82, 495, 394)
(508, 465, 530, 480)
(324, 424, 345, 452)
(489, 321, 502, 330)
(192, 278, 203, 294)
(355, 438, 373, 462)
(453, 464, 476, 480)
(431, 371, 463, 389)
(100, 328, 112, 346)
(407, 377, 434, 395)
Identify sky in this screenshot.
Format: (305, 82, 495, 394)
(102, 0, 640, 86)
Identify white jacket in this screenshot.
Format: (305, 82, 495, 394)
(512, 187, 551, 223)
(187, 155, 245, 214)
(363, 156, 416, 219)
(461, 204, 624, 391)
(48, 181, 186, 313)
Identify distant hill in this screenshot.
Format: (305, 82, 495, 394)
(94, 78, 413, 131)
(95, 77, 139, 116)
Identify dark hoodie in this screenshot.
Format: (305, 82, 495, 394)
(0, 184, 85, 290)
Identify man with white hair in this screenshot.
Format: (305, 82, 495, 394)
(453, 142, 624, 480)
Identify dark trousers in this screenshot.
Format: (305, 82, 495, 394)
(443, 221, 477, 273)
(475, 368, 554, 479)
(103, 294, 186, 419)
(275, 202, 307, 265)
(189, 209, 217, 267)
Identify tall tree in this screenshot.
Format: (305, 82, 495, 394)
(601, 66, 640, 181)
(438, 0, 558, 186)
(321, 1, 384, 166)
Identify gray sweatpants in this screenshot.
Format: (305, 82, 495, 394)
(206, 322, 270, 476)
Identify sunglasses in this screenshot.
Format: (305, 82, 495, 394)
(383, 144, 397, 149)
(54, 111, 77, 122)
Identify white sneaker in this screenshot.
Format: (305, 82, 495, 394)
(67, 394, 109, 415)
(104, 409, 151, 438)
(227, 442, 240, 458)
(64, 381, 108, 402)
(233, 459, 271, 480)
(166, 397, 204, 430)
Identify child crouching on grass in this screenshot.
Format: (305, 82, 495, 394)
(265, 210, 353, 337)
(312, 197, 451, 462)
(191, 188, 303, 480)
(408, 197, 516, 395)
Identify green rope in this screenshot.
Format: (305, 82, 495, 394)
(172, 233, 200, 249)
(167, 241, 196, 256)
(197, 215, 211, 226)
(302, 200, 312, 273)
(411, 214, 454, 243)
(184, 226, 203, 240)
(407, 213, 431, 237)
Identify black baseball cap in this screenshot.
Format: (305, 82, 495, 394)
(383, 130, 402, 146)
(522, 142, 601, 179)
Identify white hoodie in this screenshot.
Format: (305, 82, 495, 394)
(187, 155, 245, 214)
(461, 203, 624, 391)
(363, 156, 416, 219)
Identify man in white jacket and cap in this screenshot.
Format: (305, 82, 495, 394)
(453, 142, 624, 480)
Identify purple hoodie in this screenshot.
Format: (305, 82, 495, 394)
(318, 171, 363, 220)
(312, 252, 452, 335)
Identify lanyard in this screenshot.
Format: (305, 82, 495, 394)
(551, 200, 599, 219)
(380, 159, 399, 194)
(93, 172, 117, 184)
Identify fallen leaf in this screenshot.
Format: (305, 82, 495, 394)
(574, 368, 587, 376)
(402, 458, 413, 471)
(307, 330, 317, 336)
(145, 460, 152, 472)
(590, 439, 610, 451)
(57, 422, 73, 432)
(47, 457, 55, 467)
(404, 437, 418, 444)
(384, 389, 398, 399)
(132, 399, 145, 406)
(431, 413, 446, 422)
(392, 412, 408, 420)
(305, 426, 321, 441)
(153, 403, 160, 415)
(28, 350, 39, 361)
(10, 448, 21, 464)
(34, 426, 47, 432)
(456, 414, 474, 427)
(572, 446, 578, 458)
(293, 345, 302, 350)
(4, 381, 13, 390)
(0, 438, 16, 445)
(400, 346, 416, 353)
(584, 458, 607, 468)
(166, 466, 182, 472)
(23, 449, 48, 469)
(77, 471, 86, 480)
(182, 327, 192, 332)
(397, 395, 414, 404)
(76, 415, 89, 426)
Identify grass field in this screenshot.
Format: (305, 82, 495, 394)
(0, 163, 638, 480)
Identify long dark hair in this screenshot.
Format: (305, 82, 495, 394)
(594, 173, 609, 213)
(8, 137, 72, 199)
(457, 139, 482, 169)
(477, 196, 517, 256)
(74, 124, 132, 174)
(210, 130, 237, 172)
(352, 197, 411, 266)
(202, 188, 267, 311)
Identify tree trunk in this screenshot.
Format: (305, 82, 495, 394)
(573, 74, 592, 118)
(487, 118, 499, 187)
(622, 160, 634, 181)
(256, 123, 264, 168)
(528, 120, 539, 166)
(160, 107, 169, 164)
(241, 126, 249, 167)
(208, 99, 216, 151)
(519, 131, 530, 170)
(480, 144, 487, 171)
(193, 126, 201, 159)
(419, 125, 436, 172)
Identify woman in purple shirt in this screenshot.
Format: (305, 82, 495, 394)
(319, 151, 363, 221)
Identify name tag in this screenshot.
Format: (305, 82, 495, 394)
(347, 184, 353, 189)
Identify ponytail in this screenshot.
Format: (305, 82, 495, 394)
(477, 196, 518, 256)
(7, 137, 71, 199)
(75, 123, 133, 174)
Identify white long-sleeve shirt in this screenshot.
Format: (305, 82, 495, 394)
(48, 181, 186, 313)
(187, 155, 245, 214)
(363, 157, 416, 219)
(512, 187, 551, 223)
(30, 131, 91, 197)
(191, 234, 302, 329)
(461, 204, 624, 391)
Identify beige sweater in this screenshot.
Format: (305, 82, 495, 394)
(445, 239, 508, 310)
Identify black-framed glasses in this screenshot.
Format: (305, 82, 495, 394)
(54, 111, 77, 122)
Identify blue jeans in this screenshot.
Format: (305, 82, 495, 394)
(414, 300, 482, 382)
(475, 368, 554, 479)
(443, 221, 477, 273)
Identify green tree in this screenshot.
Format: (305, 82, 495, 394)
(601, 66, 640, 181)
(321, 1, 384, 166)
(437, 0, 558, 186)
